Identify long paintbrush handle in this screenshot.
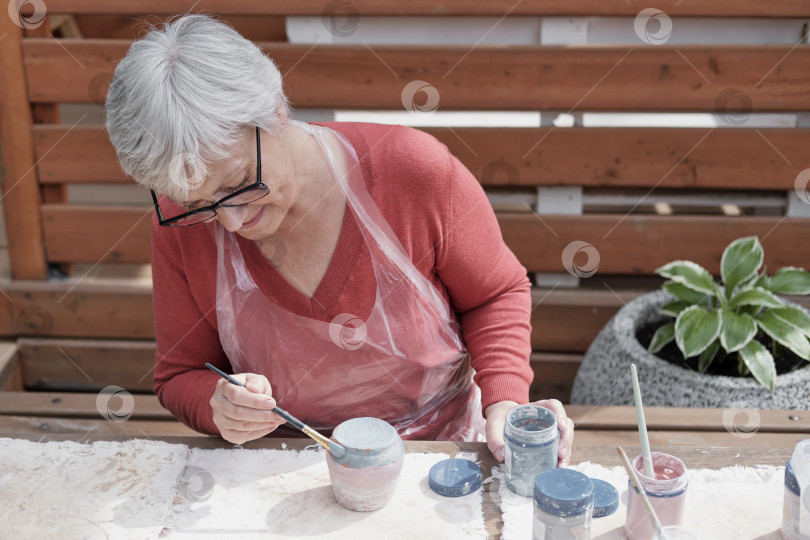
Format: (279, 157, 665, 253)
(618, 446, 664, 536)
(205, 363, 346, 458)
(631, 364, 656, 477)
(271, 405, 305, 431)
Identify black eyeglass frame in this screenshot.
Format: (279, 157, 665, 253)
(151, 126, 268, 227)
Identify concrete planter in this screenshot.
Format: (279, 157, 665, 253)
(570, 290, 810, 409)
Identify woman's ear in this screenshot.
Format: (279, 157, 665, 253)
(276, 104, 288, 124)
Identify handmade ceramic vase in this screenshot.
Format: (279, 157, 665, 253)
(326, 417, 405, 512)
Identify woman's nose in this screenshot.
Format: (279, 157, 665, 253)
(217, 206, 248, 232)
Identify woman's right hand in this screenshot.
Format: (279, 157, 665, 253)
(210, 373, 287, 445)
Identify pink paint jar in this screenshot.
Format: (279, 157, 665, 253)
(625, 452, 688, 540)
(325, 417, 404, 512)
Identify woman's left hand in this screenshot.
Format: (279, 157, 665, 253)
(485, 399, 574, 467)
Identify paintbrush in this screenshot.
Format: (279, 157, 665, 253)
(617, 446, 665, 539)
(205, 363, 346, 459)
(631, 364, 656, 478)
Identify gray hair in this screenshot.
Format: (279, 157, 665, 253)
(105, 14, 289, 198)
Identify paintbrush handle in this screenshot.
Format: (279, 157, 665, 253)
(631, 364, 656, 477)
(204, 363, 345, 457)
(618, 446, 664, 536)
(271, 405, 305, 431)
(206, 363, 245, 387)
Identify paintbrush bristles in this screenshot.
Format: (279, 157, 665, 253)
(302, 426, 330, 450)
(302, 426, 346, 459)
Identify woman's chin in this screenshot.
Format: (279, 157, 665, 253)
(238, 215, 281, 241)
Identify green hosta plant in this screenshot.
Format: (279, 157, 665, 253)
(648, 236, 810, 391)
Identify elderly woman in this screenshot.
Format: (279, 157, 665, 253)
(105, 14, 573, 464)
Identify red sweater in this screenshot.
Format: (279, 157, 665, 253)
(152, 122, 533, 436)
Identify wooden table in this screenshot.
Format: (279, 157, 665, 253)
(1, 392, 806, 538)
(2, 431, 799, 539)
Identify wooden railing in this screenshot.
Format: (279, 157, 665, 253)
(1, 2, 809, 406)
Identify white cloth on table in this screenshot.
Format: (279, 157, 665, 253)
(167, 448, 487, 539)
(0, 438, 189, 539)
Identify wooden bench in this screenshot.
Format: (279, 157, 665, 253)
(1, 2, 810, 421)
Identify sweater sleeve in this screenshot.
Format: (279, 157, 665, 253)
(435, 148, 534, 414)
(151, 218, 228, 435)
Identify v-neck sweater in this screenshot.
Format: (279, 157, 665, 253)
(152, 122, 533, 437)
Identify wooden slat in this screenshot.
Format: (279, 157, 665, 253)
(23, 41, 810, 111)
(0, 415, 801, 451)
(530, 289, 635, 351)
(501, 214, 810, 274)
(574, 429, 808, 450)
(0, 415, 199, 436)
(18, 338, 155, 392)
(39, 206, 810, 273)
(34, 125, 126, 183)
(40, 0, 810, 17)
(4, 280, 807, 350)
(1, 391, 805, 448)
(0, 18, 47, 279)
(426, 127, 810, 191)
(0, 292, 13, 339)
(73, 15, 287, 42)
(35, 124, 810, 191)
(5, 279, 155, 339)
(0, 344, 22, 391)
(0, 391, 170, 419)
(529, 352, 582, 402)
(567, 405, 810, 433)
(41, 205, 152, 264)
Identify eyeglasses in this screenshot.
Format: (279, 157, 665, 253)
(151, 126, 269, 227)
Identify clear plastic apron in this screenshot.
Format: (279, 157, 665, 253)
(215, 120, 485, 441)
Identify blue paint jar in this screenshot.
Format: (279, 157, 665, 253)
(533, 468, 594, 540)
(783, 457, 802, 540)
(504, 404, 559, 496)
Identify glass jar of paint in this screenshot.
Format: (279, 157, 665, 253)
(783, 458, 802, 540)
(783, 439, 810, 540)
(532, 468, 593, 540)
(325, 417, 404, 512)
(625, 452, 688, 540)
(503, 404, 559, 496)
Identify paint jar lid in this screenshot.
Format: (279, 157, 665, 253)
(534, 468, 594, 517)
(590, 478, 619, 517)
(428, 458, 483, 497)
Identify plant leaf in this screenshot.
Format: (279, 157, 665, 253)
(698, 340, 721, 372)
(675, 305, 722, 358)
(728, 287, 784, 309)
(663, 281, 713, 304)
(720, 236, 763, 299)
(648, 322, 676, 354)
(737, 340, 776, 392)
(756, 311, 810, 361)
(656, 261, 716, 296)
(660, 301, 692, 317)
(769, 267, 810, 295)
(769, 305, 810, 338)
(749, 268, 769, 290)
(738, 304, 762, 317)
(719, 309, 757, 353)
